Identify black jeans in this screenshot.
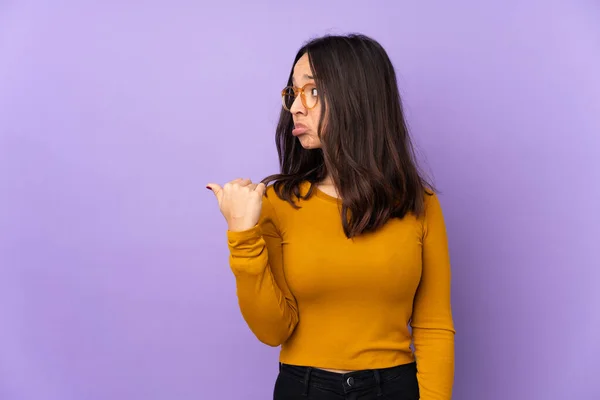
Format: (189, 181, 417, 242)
(273, 362, 419, 400)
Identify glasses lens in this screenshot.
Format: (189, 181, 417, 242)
(302, 84, 318, 109)
(282, 87, 296, 110)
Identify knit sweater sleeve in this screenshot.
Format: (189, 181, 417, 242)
(410, 193, 456, 399)
(226, 190, 298, 347)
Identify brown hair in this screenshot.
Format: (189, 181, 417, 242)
(262, 33, 434, 238)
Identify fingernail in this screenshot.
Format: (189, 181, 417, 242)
(205, 186, 211, 190)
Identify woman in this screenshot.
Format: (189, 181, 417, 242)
(207, 34, 455, 400)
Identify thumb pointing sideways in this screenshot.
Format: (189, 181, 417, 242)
(205, 183, 223, 203)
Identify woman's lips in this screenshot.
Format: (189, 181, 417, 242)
(292, 123, 308, 136)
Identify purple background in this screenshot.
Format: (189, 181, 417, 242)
(1, 1, 599, 399)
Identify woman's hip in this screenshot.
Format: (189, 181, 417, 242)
(273, 361, 419, 400)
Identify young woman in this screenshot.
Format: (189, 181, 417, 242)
(207, 33, 455, 400)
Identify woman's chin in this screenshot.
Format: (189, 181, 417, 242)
(297, 136, 322, 149)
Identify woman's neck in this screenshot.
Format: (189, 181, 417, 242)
(320, 175, 334, 186)
(316, 176, 340, 198)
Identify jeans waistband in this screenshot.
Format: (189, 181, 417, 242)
(278, 361, 417, 396)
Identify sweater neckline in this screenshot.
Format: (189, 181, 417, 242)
(303, 181, 342, 204)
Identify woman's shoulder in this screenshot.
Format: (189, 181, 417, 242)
(420, 188, 447, 226)
(263, 180, 313, 203)
(422, 188, 439, 204)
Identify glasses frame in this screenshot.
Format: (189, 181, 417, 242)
(281, 83, 319, 111)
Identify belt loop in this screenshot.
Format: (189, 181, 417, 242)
(373, 369, 383, 397)
(302, 367, 313, 397)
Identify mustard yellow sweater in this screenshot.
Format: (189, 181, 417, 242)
(227, 181, 455, 399)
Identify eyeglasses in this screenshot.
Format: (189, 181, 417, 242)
(281, 83, 319, 111)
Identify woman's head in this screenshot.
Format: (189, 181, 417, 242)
(264, 33, 433, 237)
(281, 53, 324, 150)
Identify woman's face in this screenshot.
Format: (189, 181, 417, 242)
(289, 53, 323, 149)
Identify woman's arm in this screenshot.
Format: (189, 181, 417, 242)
(227, 191, 299, 346)
(410, 193, 456, 400)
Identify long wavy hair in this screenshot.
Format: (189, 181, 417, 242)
(262, 33, 434, 238)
